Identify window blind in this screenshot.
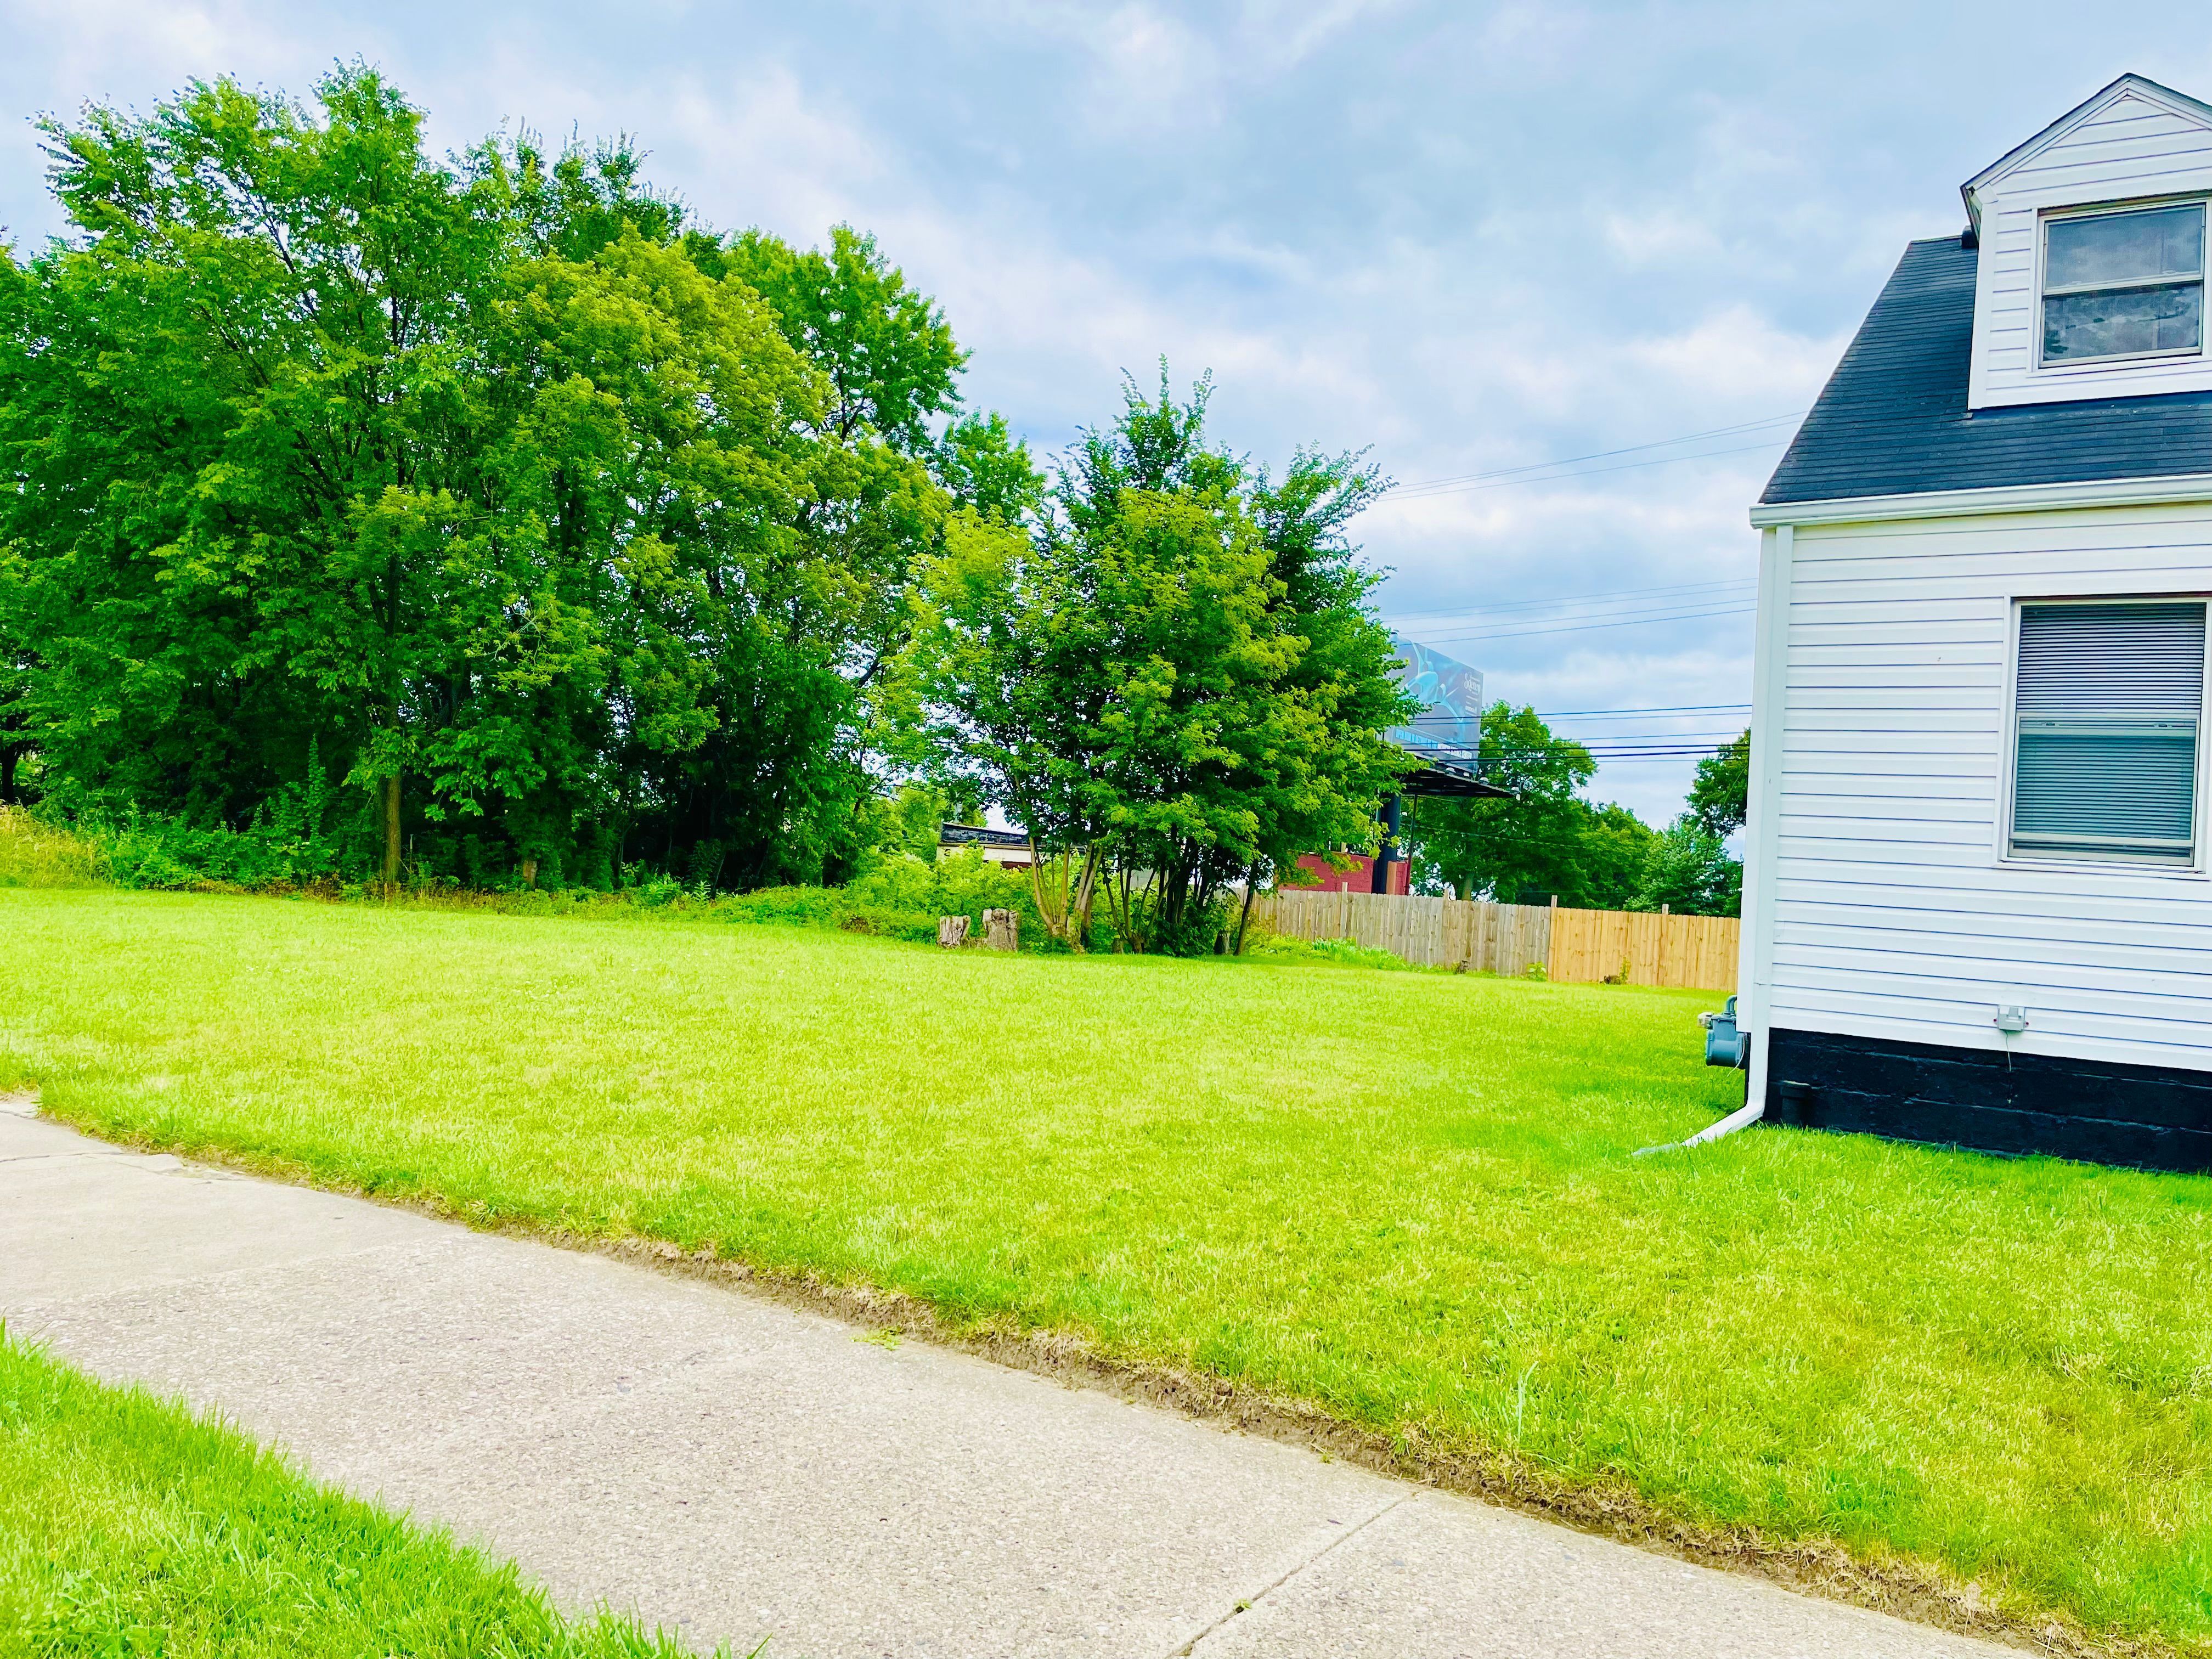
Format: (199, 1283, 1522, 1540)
(2013, 601, 2206, 861)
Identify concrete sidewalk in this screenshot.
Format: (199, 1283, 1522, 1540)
(1, 1101, 2002, 1659)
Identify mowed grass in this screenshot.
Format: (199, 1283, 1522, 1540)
(0, 1333, 712, 1657)
(5, 891, 2212, 1649)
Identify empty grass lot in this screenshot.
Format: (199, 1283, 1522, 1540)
(4, 889, 2212, 1652)
(0, 1332, 714, 1657)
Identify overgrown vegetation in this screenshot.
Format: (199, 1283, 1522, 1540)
(0, 71, 1419, 947)
(9, 888, 2212, 1654)
(0, 1331, 716, 1657)
(0, 66, 1037, 893)
(0, 805, 1052, 948)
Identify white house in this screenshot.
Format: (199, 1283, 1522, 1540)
(1736, 73, 2212, 1172)
(937, 822, 1034, 871)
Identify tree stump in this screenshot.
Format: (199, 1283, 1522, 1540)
(936, 915, 970, 949)
(982, 908, 1019, 951)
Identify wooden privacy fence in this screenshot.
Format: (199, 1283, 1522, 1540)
(1254, 888, 1737, 991)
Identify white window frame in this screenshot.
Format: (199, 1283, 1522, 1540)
(2035, 198, 2209, 371)
(1997, 593, 2212, 874)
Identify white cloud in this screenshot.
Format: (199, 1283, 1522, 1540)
(1624, 305, 1844, 404)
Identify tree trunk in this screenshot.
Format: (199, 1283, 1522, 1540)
(381, 774, 402, 891)
(1233, 865, 1260, 955)
(983, 908, 1019, 951)
(936, 915, 970, 949)
(1028, 839, 1068, 945)
(1071, 846, 1099, 950)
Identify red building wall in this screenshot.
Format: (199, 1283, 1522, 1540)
(1292, 851, 1408, 895)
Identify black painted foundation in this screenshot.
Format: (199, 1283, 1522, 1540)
(1766, 1028, 2212, 1174)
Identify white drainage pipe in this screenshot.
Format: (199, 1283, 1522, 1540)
(1633, 1095, 1764, 1158)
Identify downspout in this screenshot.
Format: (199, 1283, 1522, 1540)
(1636, 1094, 1763, 1156)
(1642, 521, 1793, 1157)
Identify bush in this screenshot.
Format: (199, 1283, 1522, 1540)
(844, 848, 1043, 943)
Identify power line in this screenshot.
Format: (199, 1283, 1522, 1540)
(1414, 602, 1757, 645)
(1390, 438, 1789, 501)
(1388, 577, 1756, 629)
(1399, 596, 1757, 638)
(1435, 746, 1734, 757)
(1534, 703, 1750, 718)
(1391, 410, 1807, 496)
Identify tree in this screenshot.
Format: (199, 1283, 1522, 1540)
(3, 70, 541, 884)
(902, 373, 1413, 952)
(1577, 801, 1656, 911)
(1688, 727, 1751, 838)
(0, 67, 1014, 892)
(1633, 815, 1742, 916)
(1408, 703, 1598, 904)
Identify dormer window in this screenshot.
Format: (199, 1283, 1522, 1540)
(2040, 202, 2205, 365)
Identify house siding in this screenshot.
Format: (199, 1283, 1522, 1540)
(1764, 500, 2212, 1074)
(1972, 89, 2212, 409)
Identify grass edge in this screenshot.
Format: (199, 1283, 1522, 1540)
(19, 1092, 2154, 1659)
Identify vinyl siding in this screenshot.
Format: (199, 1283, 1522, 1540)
(1762, 501, 2212, 1070)
(1972, 90, 2212, 409)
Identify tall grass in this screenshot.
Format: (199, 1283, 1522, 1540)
(0, 806, 1057, 946)
(0, 807, 106, 888)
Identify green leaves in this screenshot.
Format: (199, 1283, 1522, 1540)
(0, 66, 1007, 891)
(904, 373, 1414, 949)
(711, 224, 964, 453)
(1688, 727, 1751, 838)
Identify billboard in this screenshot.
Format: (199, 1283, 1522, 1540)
(1387, 636, 1483, 759)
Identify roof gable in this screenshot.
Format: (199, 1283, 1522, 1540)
(1961, 74, 2212, 234)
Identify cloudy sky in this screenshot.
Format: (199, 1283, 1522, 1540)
(5, 1, 2204, 822)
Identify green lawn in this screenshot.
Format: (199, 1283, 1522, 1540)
(0, 1331, 713, 1657)
(5, 889, 2211, 1652)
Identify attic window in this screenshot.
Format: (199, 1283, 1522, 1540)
(2040, 203, 2205, 364)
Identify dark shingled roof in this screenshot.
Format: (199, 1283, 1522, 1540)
(1760, 236, 2212, 506)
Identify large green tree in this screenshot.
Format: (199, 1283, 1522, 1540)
(903, 374, 1413, 951)
(0, 67, 1009, 890)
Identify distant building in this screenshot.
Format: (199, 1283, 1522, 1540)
(1291, 851, 1409, 895)
(937, 822, 1032, 871)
